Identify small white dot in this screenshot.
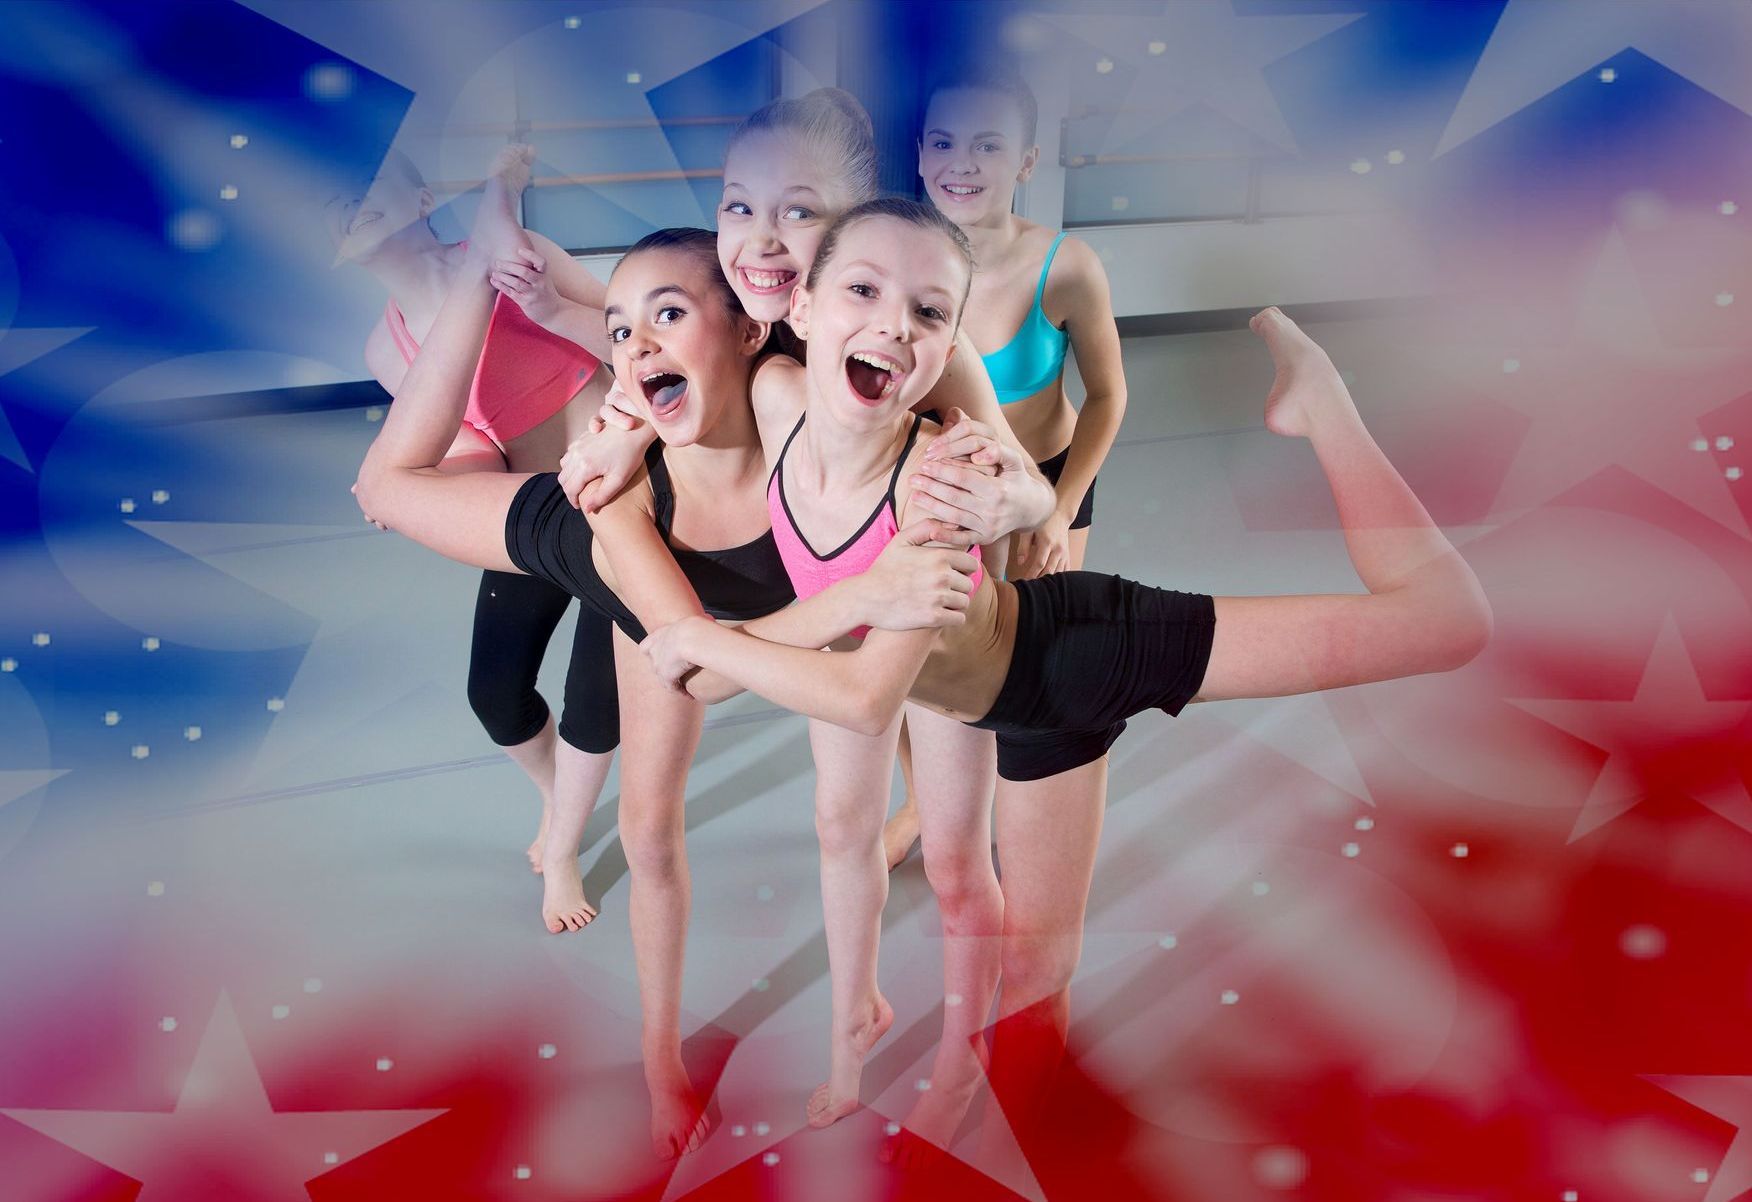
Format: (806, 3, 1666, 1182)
(563, 15, 581, 29)
(1563, 1191, 1579, 1202)
(32, 632, 50, 647)
(0, 658, 14, 672)
(1450, 842, 1469, 858)
(1693, 1168, 1710, 1183)
(1716, 435, 1735, 451)
(1147, 40, 1165, 55)
(1721, 200, 1739, 216)
(1620, 923, 1667, 959)
(1253, 1144, 1309, 1189)
(1349, 158, 1372, 175)
(364, 406, 384, 422)
(730, 1124, 747, 1137)
(1598, 67, 1616, 83)
(915, 1078, 932, 1092)
(538, 1043, 557, 1059)
(945, 992, 963, 1007)
(1386, 149, 1406, 165)
(304, 977, 322, 993)
(147, 881, 164, 897)
(762, 1152, 780, 1167)
(1158, 933, 1177, 949)
(1341, 842, 1360, 858)
(376, 1057, 393, 1072)
(131, 744, 150, 760)
(160, 1016, 178, 1032)
(1502, 358, 1520, 374)
(103, 710, 120, 726)
(267, 697, 285, 712)
(752, 977, 769, 992)
(1693, 437, 1712, 452)
(886, 1120, 902, 1135)
(1095, 58, 1114, 74)
(513, 1165, 532, 1180)
(323, 1151, 339, 1165)
(219, 185, 238, 201)
(753, 1121, 770, 1136)
(625, 71, 642, 84)
(1727, 467, 1744, 481)
(184, 725, 202, 741)
(271, 1004, 290, 1020)
(1111, 196, 1129, 212)
(143, 636, 160, 651)
(1251, 880, 1270, 896)
(1715, 292, 1734, 307)
(151, 489, 170, 504)
(119, 498, 136, 513)
(1220, 989, 1240, 1005)
(1354, 816, 1374, 830)
(230, 134, 249, 149)
(754, 884, 774, 901)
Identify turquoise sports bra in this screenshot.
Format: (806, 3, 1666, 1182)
(980, 231, 1069, 405)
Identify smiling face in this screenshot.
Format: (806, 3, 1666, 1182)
(717, 131, 858, 323)
(604, 246, 762, 446)
(789, 215, 970, 433)
(324, 161, 433, 261)
(918, 86, 1037, 226)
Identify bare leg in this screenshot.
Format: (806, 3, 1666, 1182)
(1197, 309, 1492, 700)
(882, 721, 921, 871)
(612, 631, 715, 1158)
(537, 738, 615, 932)
(882, 705, 1001, 1165)
(984, 757, 1106, 1152)
(488, 718, 557, 873)
(807, 714, 900, 1128)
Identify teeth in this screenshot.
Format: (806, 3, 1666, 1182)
(743, 268, 794, 289)
(851, 351, 901, 374)
(943, 185, 982, 196)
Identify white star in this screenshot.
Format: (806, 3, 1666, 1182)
(1644, 1075, 1752, 1202)
(1435, 0, 1752, 155)
(1511, 618, 1752, 842)
(1041, 0, 1363, 153)
(2, 993, 444, 1201)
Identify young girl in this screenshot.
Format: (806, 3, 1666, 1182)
(879, 62, 1133, 866)
(331, 146, 617, 913)
(353, 169, 1000, 1157)
(564, 91, 1059, 1143)
(639, 199, 1493, 1147)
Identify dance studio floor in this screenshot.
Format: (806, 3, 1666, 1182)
(6, 308, 1750, 1201)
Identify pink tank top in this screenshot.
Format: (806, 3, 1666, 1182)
(767, 413, 983, 639)
(385, 245, 601, 443)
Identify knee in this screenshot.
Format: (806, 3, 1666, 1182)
(620, 813, 686, 880)
(815, 799, 880, 860)
(922, 845, 999, 918)
(1002, 934, 1081, 1005)
(466, 670, 546, 746)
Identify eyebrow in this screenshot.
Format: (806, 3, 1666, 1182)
(603, 283, 691, 320)
(721, 182, 824, 200)
(924, 128, 1007, 141)
(839, 260, 955, 304)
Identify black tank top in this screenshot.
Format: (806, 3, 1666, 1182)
(642, 441, 795, 623)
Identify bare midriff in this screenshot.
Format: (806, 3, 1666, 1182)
(907, 575, 1017, 724)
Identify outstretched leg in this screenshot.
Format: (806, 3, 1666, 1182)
(807, 714, 901, 1128)
(1196, 308, 1491, 701)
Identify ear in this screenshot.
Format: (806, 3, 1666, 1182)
(418, 187, 437, 218)
(1017, 145, 1040, 183)
(738, 317, 770, 358)
(787, 283, 811, 340)
(916, 139, 926, 181)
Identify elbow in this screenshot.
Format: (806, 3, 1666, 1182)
(1435, 577, 1494, 673)
(848, 686, 906, 738)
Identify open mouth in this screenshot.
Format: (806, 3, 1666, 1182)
(939, 184, 983, 199)
(844, 351, 901, 404)
(739, 266, 797, 294)
(348, 210, 383, 235)
(641, 371, 689, 415)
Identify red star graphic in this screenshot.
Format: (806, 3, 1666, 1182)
(1646, 1074, 1752, 1202)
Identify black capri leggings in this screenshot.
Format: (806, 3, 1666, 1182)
(465, 569, 619, 754)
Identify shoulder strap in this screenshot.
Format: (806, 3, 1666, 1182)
(1034, 231, 1068, 307)
(643, 440, 674, 535)
(769, 412, 807, 487)
(884, 413, 925, 509)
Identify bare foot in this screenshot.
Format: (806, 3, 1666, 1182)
(1249, 306, 1355, 439)
(879, 1043, 989, 1167)
(526, 802, 552, 875)
(650, 1076, 715, 1159)
(807, 992, 894, 1129)
(882, 800, 920, 871)
(471, 144, 534, 263)
(540, 859, 597, 933)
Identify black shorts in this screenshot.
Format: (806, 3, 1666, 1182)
(970, 573, 1215, 782)
(1035, 446, 1095, 530)
(504, 473, 645, 640)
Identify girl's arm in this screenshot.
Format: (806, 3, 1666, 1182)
(488, 230, 613, 361)
(1016, 236, 1126, 578)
